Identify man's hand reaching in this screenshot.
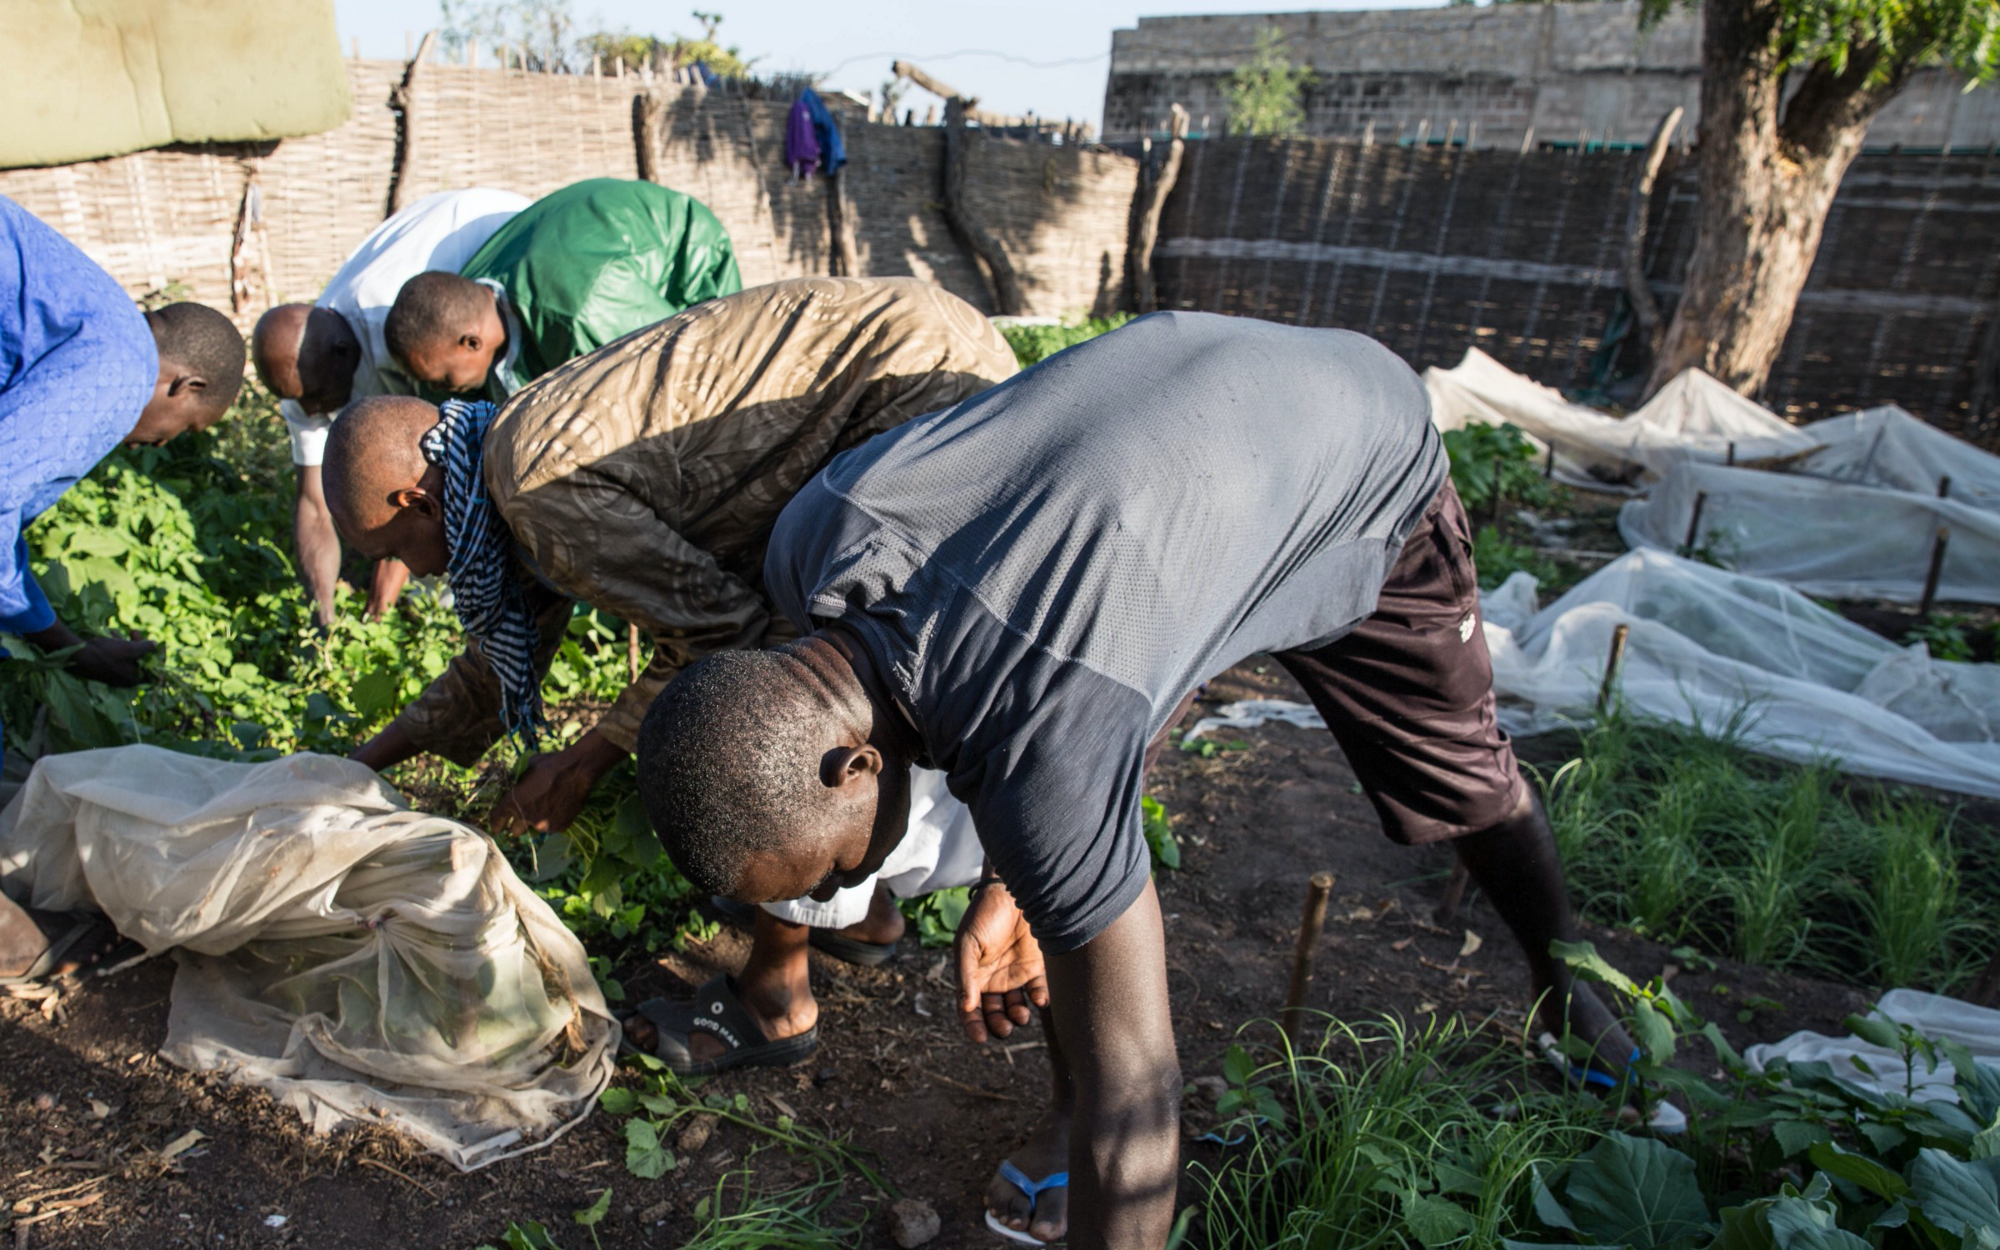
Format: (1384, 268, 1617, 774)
(954, 878, 1048, 1043)
(24, 620, 156, 687)
(489, 729, 627, 838)
(68, 635, 157, 687)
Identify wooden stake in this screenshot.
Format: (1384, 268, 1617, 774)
(1543, 442, 1556, 479)
(1970, 939, 2000, 1008)
(384, 30, 438, 218)
(1281, 873, 1336, 1048)
(1725, 440, 1736, 466)
(1919, 526, 1950, 616)
(627, 623, 641, 683)
(1680, 490, 1708, 556)
(1596, 622, 1630, 713)
(1938, 475, 1953, 499)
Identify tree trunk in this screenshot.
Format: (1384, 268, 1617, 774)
(1647, 0, 1898, 398)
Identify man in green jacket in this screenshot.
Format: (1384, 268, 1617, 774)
(382, 178, 741, 401)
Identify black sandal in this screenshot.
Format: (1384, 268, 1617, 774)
(0, 911, 118, 989)
(619, 975, 820, 1076)
(703, 895, 900, 968)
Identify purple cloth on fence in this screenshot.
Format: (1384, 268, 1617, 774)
(785, 98, 821, 179)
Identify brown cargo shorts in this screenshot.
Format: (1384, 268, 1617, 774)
(1274, 479, 1525, 845)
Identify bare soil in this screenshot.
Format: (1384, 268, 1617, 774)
(0, 660, 1897, 1250)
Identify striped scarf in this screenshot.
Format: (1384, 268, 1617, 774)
(422, 399, 545, 748)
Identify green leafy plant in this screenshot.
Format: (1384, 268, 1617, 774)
(1524, 940, 2000, 1250)
(1472, 523, 1563, 593)
(1143, 794, 1181, 870)
(591, 1060, 888, 1246)
(1442, 422, 1554, 516)
(998, 314, 1132, 368)
(1223, 26, 1316, 138)
(900, 886, 971, 949)
(1906, 614, 1977, 663)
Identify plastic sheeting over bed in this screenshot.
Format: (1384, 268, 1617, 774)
(1617, 462, 2000, 605)
(1423, 347, 2000, 512)
(1483, 550, 2000, 798)
(0, 748, 617, 1170)
(1187, 550, 2000, 800)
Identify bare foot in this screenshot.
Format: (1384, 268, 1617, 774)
(986, 1109, 1071, 1244)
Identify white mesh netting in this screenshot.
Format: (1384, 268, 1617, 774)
(0, 747, 617, 1170)
(1423, 347, 2000, 603)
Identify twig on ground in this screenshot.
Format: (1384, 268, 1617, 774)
(929, 1073, 1018, 1102)
(359, 1156, 441, 1200)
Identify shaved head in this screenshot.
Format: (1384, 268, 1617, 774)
(252, 303, 361, 414)
(385, 272, 501, 387)
(321, 395, 452, 575)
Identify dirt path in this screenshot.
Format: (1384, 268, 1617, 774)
(0, 661, 1878, 1250)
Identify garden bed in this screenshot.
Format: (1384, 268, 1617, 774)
(8, 653, 1985, 1249)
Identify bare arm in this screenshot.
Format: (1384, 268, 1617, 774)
(295, 465, 342, 629)
(1044, 878, 1181, 1250)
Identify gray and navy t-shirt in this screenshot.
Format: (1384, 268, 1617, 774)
(765, 312, 1446, 953)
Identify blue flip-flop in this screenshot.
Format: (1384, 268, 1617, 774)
(1535, 1033, 1686, 1133)
(985, 1159, 1068, 1245)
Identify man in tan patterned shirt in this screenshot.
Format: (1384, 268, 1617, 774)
(326, 277, 1014, 1075)
(336, 276, 1014, 820)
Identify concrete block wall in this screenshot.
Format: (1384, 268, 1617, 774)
(1104, 3, 1995, 150)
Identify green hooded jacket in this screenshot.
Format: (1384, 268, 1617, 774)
(459, 178, 743, 397)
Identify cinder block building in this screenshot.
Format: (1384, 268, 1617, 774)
(1101, 3, 2000, 149)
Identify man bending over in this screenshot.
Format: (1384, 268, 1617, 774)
(250, 188, 529, 626)
(635, 312, 1638, 1249)
(2, 196, 245, 984)
(322, 278, 1016, 1065)
(383, 178, 740, 403)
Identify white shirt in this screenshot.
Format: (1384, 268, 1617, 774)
(761, 768, 986, 930)
(283, 187, 531, 465)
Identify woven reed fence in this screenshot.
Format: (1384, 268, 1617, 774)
(0, 59, 1138, 325)
(1153, 136, 2000, 447)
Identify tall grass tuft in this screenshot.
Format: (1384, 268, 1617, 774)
(1185, 1014, 1604, 1250)
(1534, 705, 1989, 992)
(1858, 796, 1968, 989)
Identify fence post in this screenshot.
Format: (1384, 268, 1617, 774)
(1129, 103, 1189, 315)
(633, 87, 662, 184)
(941, 97, 1025, 315)
(827, 166, 861, 278)
(385, 29, 439, 218)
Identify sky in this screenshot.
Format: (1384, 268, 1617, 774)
(331, 0, 1443, 132)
